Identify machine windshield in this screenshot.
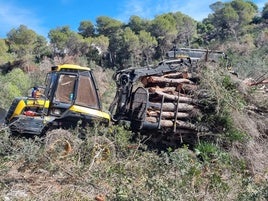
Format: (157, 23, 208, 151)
(51, 73, 100, 109)
(54, 74, 76, 104)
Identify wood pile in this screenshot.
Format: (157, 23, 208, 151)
(131, 68, 205, 137)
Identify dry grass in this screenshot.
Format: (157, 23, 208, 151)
(230, 99, 268, 178)
(1, 123, 267, 201)
(0, 63, 267, 201)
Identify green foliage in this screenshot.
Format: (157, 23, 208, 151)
(151, 13, 177, 38)
(33, 35, 51, 62)
(198, 67, 248, 146)
(195, 141, 231, 164)
(230, 0, 257, 24)
(138, 30, 157, 65)
(0, 0, 265, 69)
(48, 26, 75, 55)
(0, 39, 8, 56)
(128, 15, 150, 34)
(150, 13, 178, 56)
(78, 20, 95, 38)
(237, 177, 268, 201)
(108, 124, 133, 154)
(225, 126, 246, 143)
(0, 123, 267, 200)
(94, 16, 124, 67)
(96, 16, 123, 36)
(0, 1, 263, 69)
(0, 39, 15, 64)
(0, 129, 13, 156)
(205, 0, 258, 41)
(0, 2, 267, 200)
(225, 42, 267, 78)
(222, 75, 237, 90)
(119, 27, 140, 67)
(0, 68, 31, 109)
(7, 25, 44, 60)
(195, 142, 219, 162)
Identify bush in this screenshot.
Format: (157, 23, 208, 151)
(0, 68, 31, 109)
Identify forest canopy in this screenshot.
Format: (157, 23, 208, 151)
(0, 0, 267, 74)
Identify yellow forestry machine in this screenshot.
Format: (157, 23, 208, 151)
(0, 48, 225, 146)
(1, 64, 110, 136)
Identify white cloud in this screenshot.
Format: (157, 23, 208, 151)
(0, 1, 47, 37)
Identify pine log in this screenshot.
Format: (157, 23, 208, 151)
(147, 110, 190, 119)
(149, 84, 198, 94)
(147, 76, 194, 85)
(145, 117, 196, 130)
(148, 102, 194, 111)
(163, 72, 191, 79)
(163, 72, 183, 78)
(141, 76, 149, 86)
(154, 91, 197, 103)
(149, 86, 177, 93)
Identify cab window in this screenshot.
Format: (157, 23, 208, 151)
(76, 75, 99, 109)
(54, 74, 76, 104)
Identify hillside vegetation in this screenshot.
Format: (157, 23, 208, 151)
(0, 0, 268, 200)
(0, 65, 267, 200)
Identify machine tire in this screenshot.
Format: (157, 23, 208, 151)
(44, 129, 80, 158)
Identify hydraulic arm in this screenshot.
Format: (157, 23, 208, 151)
(109, 59, 191, 121)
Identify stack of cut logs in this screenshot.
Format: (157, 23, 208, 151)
(139, 69, 202, 134)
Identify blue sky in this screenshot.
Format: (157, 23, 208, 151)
(0, 0, 266, 38)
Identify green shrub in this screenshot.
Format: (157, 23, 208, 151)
(0, 68, 32, 109)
